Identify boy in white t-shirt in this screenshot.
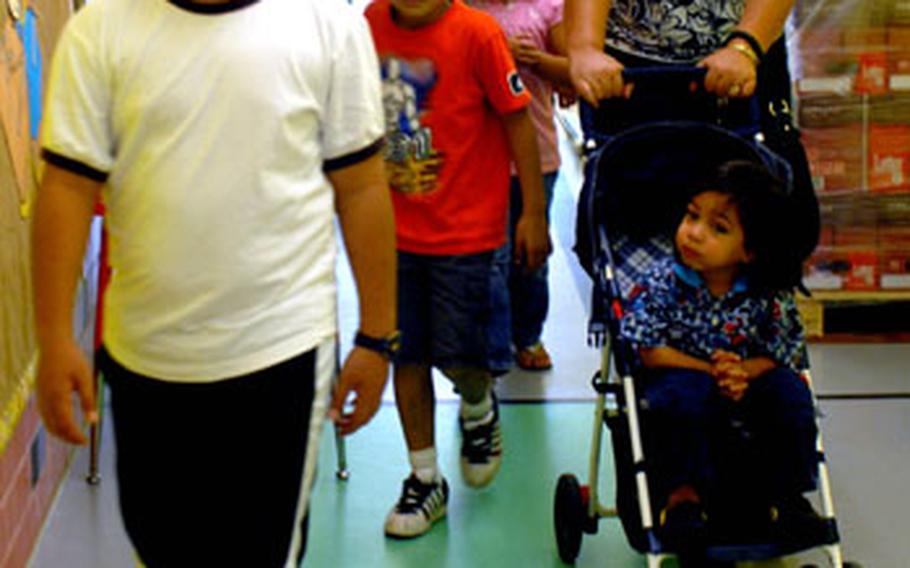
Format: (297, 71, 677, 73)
(33, 0, 396, 565)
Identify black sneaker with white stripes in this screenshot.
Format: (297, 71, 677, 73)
(459, 397, 502, 487)
(384, 474, 449, 539)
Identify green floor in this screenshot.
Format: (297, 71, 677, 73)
(27, 394, 863, 567)
(305, 401, 645, 568)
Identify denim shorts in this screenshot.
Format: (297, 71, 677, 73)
(397, 250, 511, 374)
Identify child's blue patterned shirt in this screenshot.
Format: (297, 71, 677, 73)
(619, 256, 808, 370)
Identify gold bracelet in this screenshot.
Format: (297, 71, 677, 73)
(727, 41, 759, 66)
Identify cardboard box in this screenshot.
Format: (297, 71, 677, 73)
(888, 26, 910, 53)
(804, 249, 847, 290)
(793, 28, 851, 88)
(856, 52, 889, 93)
(869, 125, 910, 191)
(843, 27, 888, 51)
(891, 71, 910, 90)
(870, 94, 910, 123)
(880, 252, 910, 288)
(833, 226, 879, 247)
(878, 226, 910, 247)
(819, 224, 836, 247)
(843, 250, 880, 290)
(801, 126, 865, 192)
(892, 0, 910, 25)
(798, 94, 864, 127)
(882, 253, 910, 273)
(797, 27, 844, 54)
(805, 247, 882, 291)
(797, 75, 855, 95)
(888, 27, 910, 89)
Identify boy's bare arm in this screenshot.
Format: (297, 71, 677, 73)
(530, 52, 571, 87)
(331, 152, 396, 339)
(329, 152, 396, 435)
(502, 109, 551, 271)
(538, 22, 572, 87)
(639, 346, 713, 374)
(33, 163, 102, 445)
(510, 24, 571, 87)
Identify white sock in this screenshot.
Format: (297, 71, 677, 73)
(409, 447, 439, 484)
(460, 391, 493, 421)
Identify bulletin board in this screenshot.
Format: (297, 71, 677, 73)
(0, 0, 70, 452)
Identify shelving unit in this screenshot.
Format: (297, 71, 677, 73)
(792, 0, 910, 338)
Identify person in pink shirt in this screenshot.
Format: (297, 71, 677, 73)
(469, 0, 570, 371)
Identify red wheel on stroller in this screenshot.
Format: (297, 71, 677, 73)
(554, 474, 588, 563)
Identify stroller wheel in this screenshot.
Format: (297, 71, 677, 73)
(554, 474, 586, 563)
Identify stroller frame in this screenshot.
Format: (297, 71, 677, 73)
(556, 326, 848, 567)
(553, 75, 857, 567)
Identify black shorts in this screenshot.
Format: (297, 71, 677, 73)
(101, 341, 334, 568)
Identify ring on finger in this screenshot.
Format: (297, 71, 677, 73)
(728, 84, 742, 97)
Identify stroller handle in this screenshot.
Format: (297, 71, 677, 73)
(580, 65, 760, 151)
(620, 65, 708, 85)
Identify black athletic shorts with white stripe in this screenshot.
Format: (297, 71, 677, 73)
(100, 340, 334, 568)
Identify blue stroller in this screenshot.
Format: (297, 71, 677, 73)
(552, 68, 860, 568)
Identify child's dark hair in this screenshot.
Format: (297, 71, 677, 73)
(689, 160, 804, 293)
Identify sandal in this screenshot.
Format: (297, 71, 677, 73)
(515, 342, 552, 371)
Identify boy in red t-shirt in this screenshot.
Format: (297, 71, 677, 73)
(366, 0, 551, 539)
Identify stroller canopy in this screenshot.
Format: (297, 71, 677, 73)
(575, 121, 795, 298)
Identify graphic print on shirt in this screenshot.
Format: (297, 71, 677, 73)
(380, 56, 442, 197)
(608, 0, 741, 63)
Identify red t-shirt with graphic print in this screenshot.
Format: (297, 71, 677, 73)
(366, 0, 531, 255)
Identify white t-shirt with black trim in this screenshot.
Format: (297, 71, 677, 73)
(41, 0, 384, 382)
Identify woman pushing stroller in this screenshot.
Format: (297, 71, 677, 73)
(619, 160, 831, 556)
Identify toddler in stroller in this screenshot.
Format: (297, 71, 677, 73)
(554, 68, 856, 568)
(619, 159, 827, 559)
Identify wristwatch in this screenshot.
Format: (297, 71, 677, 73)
(354, 330, 402, 361)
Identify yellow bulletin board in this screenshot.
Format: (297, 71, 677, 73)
(0, 0, 71, 452)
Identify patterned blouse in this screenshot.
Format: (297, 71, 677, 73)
(606, 0, 745, 63)
(619, 257, 808, 371)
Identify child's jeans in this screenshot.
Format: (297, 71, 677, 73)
(498, 172, 557, 350)
(641, 366, 818, 507)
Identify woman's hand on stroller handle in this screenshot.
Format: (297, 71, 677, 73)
(698, 46, 759, 99)
(568, 47, 630, 107)
(570, 59, 712, 108)
(570, 51, 757, 107)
